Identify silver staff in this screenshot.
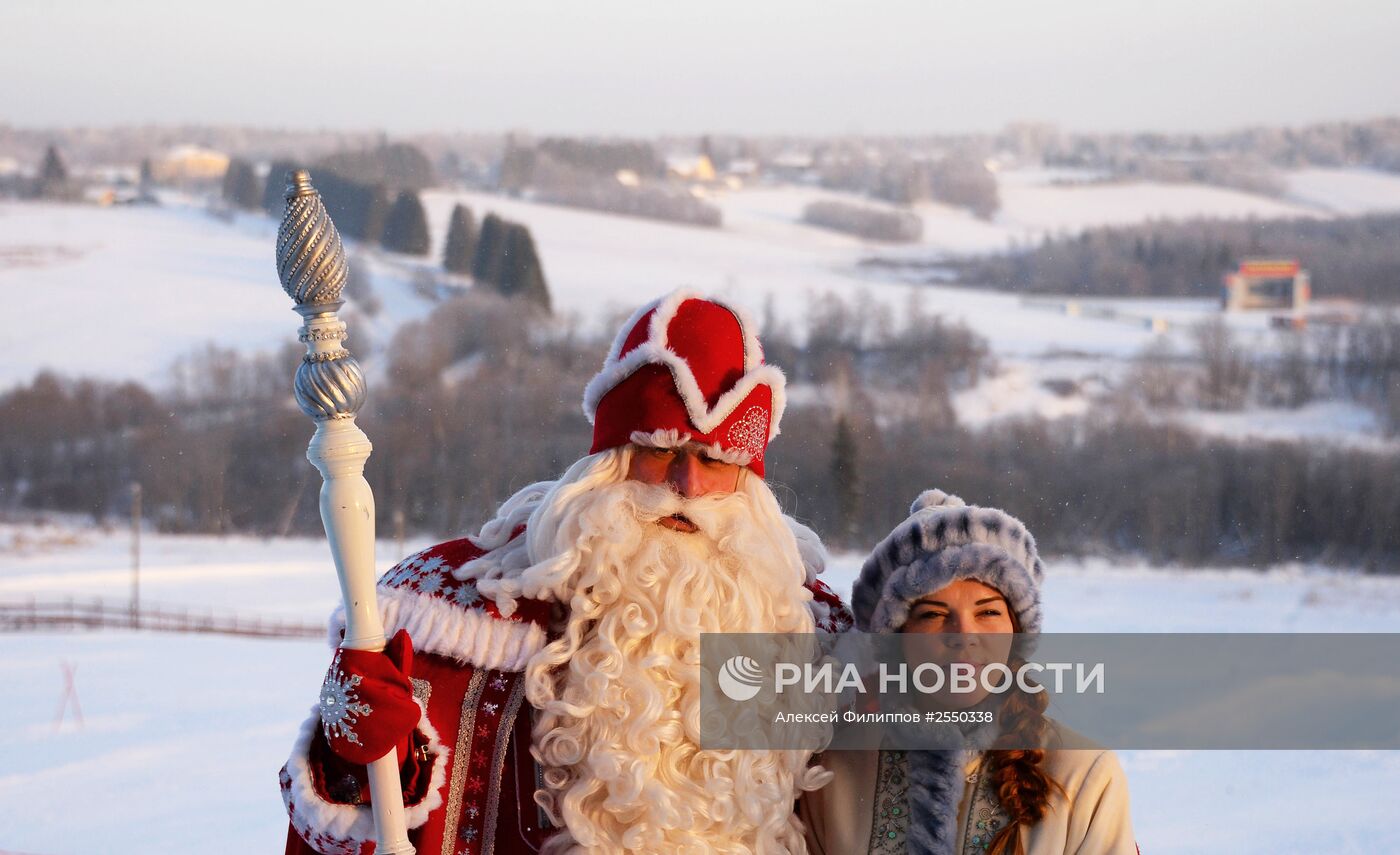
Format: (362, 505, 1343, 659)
(277, 169, 414, 855)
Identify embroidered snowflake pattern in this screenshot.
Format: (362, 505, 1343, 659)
(386, 552, 428, 586)
(453, 581, 480, 606)
(319, 650, 373, 746)
(416, 572, 444, 595)
(725, 406, 769, 461)
(379, 540, 552, 631)
(419, 555, 446, 575)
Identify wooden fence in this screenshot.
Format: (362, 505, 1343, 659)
(0, 597, 325, 639)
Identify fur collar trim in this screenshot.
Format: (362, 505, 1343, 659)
(329, 584, 550, 672)
(907, 750, 969, 855)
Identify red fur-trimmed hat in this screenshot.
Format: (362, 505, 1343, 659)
(583, 290, 787, 476)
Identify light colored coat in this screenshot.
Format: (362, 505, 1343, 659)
(800, 740, 1137, 855)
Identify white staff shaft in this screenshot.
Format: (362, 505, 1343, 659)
(309, 420, 414, 855)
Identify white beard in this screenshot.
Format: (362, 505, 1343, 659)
(460, 450, 826, 855)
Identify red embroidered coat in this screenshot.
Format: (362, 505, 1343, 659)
(281, 532, 853, 855)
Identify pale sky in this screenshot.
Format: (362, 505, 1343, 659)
(5, 0, 1400, 135)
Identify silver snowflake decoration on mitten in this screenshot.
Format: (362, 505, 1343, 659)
(320, 650, 373, 745)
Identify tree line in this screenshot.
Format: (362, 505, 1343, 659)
(773, 407, 1400, 567)
(1118, 313, 1400, 434)
(813, 146, 1000, 219)
(803, 200, 924, 243)
(498, 139, 723, 227)
(2, 291, 1398, 570)
(936, 213, 1400, 303)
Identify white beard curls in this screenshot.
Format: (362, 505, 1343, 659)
(463, 449, 826, 855)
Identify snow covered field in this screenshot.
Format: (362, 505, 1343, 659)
(0, 199, 293, 387)
(1284, 167, 1400, 215)
(2, 522, 1400, 854)
(991, 170, 1321, 238)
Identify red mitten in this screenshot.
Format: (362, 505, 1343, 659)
(319, 629, 419, 766)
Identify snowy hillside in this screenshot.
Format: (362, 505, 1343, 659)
(1284, 167, 1400, 215)
(6, 169, 1400, 449)
(0, 201, 291, 387)
(2, 522, 1399, 854)
(6, 165, 1384, 390)
(992, 169, 1319, 239)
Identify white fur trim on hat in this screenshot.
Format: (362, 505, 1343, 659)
(583, 290, 787, 441)
(628, 428, 755, 466)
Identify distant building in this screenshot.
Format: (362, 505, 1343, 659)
(665, 154, 717, 183)
(1223, 258, 1310, 312)
(150, 145, 230, 183)
(1002, 121, 1061, 162)
(768, 150, 816, 183)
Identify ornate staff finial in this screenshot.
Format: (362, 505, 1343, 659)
(277, 169, 348, 307)
(275, 170, 366, 421)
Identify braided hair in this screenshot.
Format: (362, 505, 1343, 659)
(983, 660, 1064, 855)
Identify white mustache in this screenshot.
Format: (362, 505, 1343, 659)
(616, 480, 747, 532)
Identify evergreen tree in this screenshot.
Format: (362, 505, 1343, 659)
(221, 158, 261, 210)
(36, 145, 69, 199)
(41, 145, 68, 184)
(382, 190, 431, 256)
(472, 212, 508, 284)
(501, 223, 551, 312)
(443, 203, 476, 274)
(467, 214, 549, 311)
(830, 415, 861, 546)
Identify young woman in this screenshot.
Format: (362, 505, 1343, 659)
(800, 490, 1138, 855)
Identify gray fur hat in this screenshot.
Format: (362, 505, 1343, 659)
(852, 489, 1045, 636)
